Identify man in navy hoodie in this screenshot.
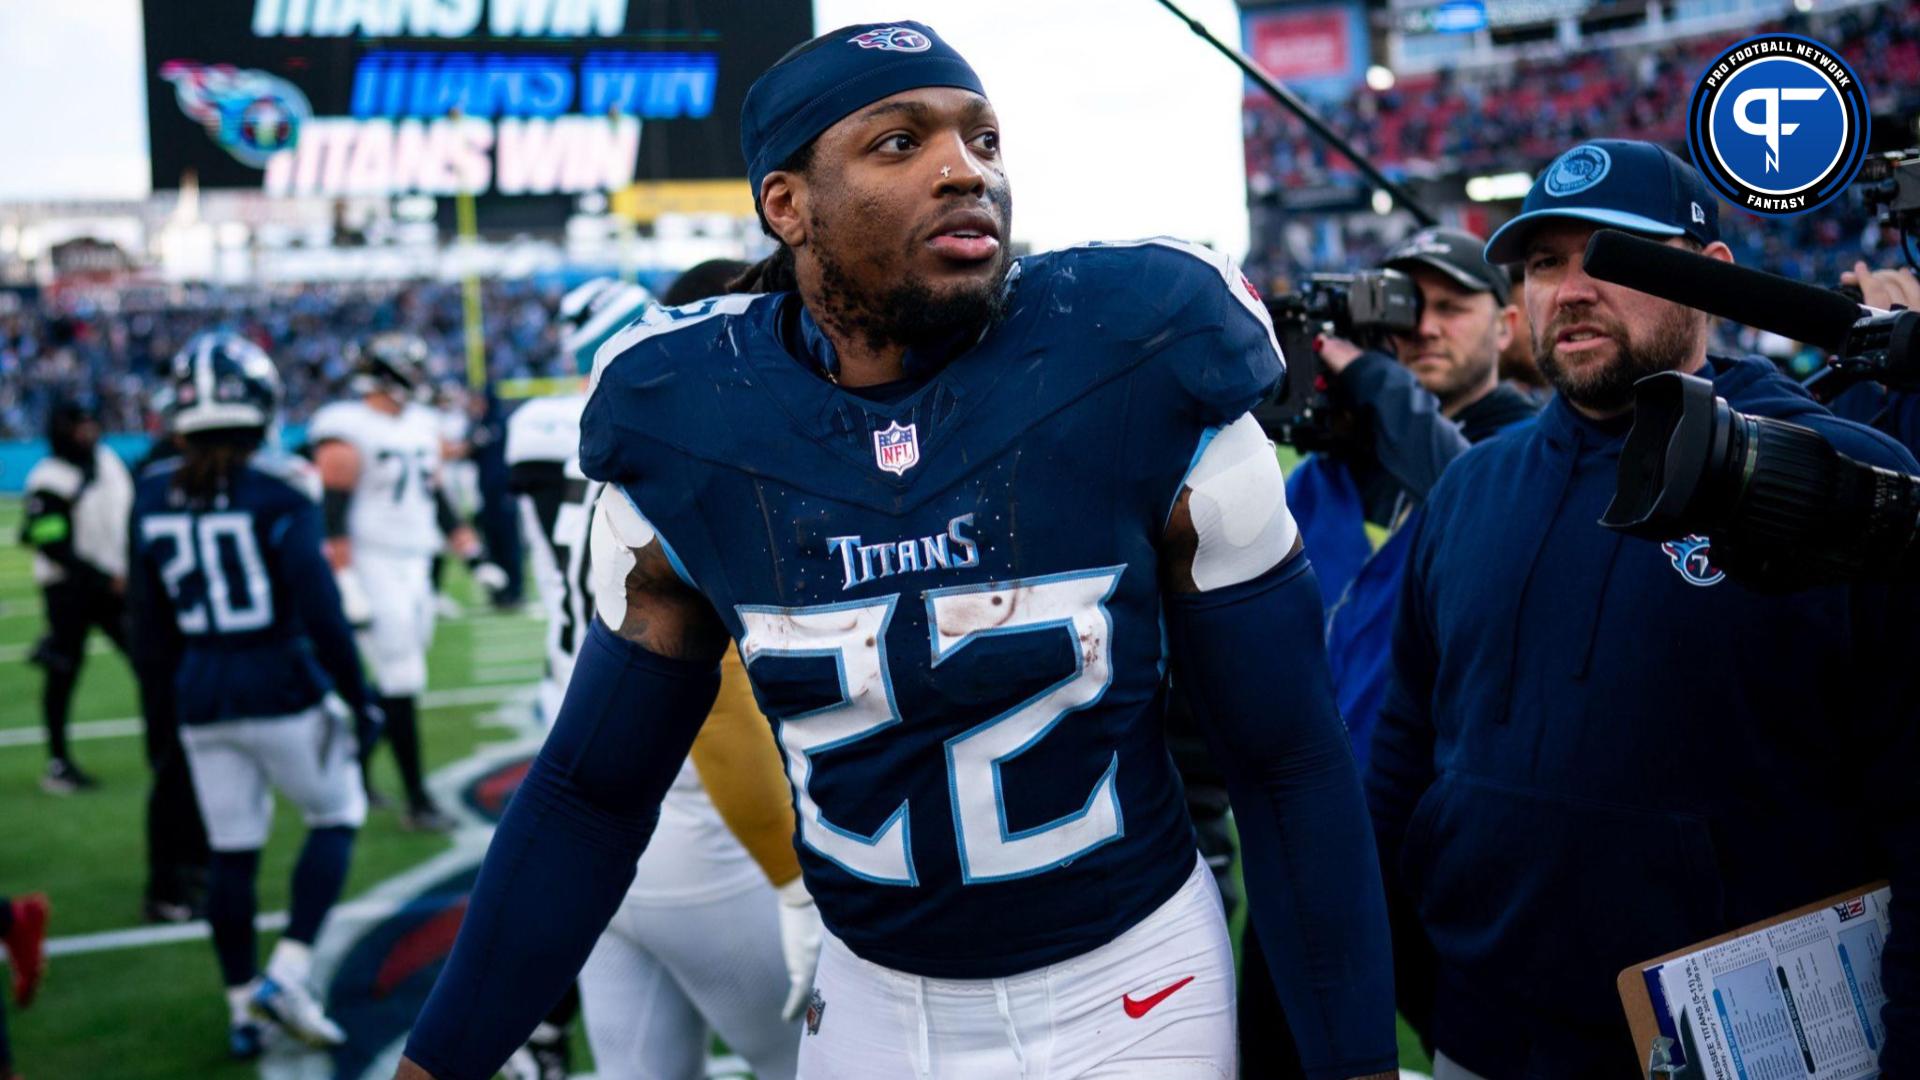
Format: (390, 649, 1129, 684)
(1367, 139, 1920, 1079)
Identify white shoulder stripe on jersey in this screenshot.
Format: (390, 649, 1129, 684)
(1056, 236, 1284, 368)
(587, 293, 762, 395)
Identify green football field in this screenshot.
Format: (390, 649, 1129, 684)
(0, 493, 1431, 1079)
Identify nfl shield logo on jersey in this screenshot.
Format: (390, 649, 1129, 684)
(805, 988, 827, 1035)
(873, 421, 921, 476)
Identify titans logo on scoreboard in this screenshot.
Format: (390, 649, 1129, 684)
(1687, 33, 1869, 216)
(160, 61, 313, 168)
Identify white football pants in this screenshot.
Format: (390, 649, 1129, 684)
(578, 878, 801, 1080)
(180, 704, 367, 852)
(798, 854, 1235, 1080)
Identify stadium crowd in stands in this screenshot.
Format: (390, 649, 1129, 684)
(0, 281, 569, 439)
(1245, 1, 1920, 288)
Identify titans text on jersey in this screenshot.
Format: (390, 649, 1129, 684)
(827, 514, 981, 592)
(580, 238, 1282, 978)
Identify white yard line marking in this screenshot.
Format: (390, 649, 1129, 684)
(0, 638, 116, 663)
(471, 645, 547, 664)
(42, 896, 410, 958)
(0, 718, 143, 748)
(466, 666, 543, 685)
(0, 684, 535, 748)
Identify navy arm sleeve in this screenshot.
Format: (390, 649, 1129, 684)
(402, 619, 719, 1080)
(1336, 350, 1471, 502)
(1165, 554, 1398, 1080)
(273, 505, 372, 717)
(1362, 505, 1444, 1044)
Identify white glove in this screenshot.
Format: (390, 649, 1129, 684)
(470, 560, 509, 593)
(777, 876, 824, 1022)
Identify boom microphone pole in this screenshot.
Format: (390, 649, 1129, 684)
(1583, 228, 1920, 398)
(1153, 0, 1438, 227)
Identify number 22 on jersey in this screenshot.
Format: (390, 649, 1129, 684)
(737, 566, 1124, 886)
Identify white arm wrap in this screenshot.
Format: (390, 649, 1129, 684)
(588, 488, 657, 631)
(1184, 413, 1299, 592)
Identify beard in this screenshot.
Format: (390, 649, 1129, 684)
(809, 184, 1015, 356)
(1535, 304, 1703, 415)
(1406, 325, 1500, 411)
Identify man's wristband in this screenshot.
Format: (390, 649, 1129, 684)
(435, 487, 462, 536)
(322, 489, 350, 539)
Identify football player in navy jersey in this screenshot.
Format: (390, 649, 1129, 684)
(129, 333, 380, 1060)
(401, 22, 1396, 1080)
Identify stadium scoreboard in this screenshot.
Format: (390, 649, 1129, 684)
(141, 0, 810, 201)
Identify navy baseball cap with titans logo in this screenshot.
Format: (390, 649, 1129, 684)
(1483, 140, 1720, 264)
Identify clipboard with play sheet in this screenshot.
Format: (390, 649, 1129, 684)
(1617, 882, 1891, 1080)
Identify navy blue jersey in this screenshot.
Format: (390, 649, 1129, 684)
(580, 239, 1282, 978)
(130, 455, 367, 726)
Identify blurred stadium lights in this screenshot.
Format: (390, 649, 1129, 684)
(1366, 64, 1398, 91)
(1466, 172, 1536, 202)
(394, 196, 438, 224)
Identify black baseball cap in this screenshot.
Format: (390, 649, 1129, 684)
(1484, 139, 1720, 264)
(1382, 227, 1511, 304)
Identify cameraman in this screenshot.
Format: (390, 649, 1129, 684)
(1831, 259, 1920, 451)
(1291, 227, 1538, 767)
(1242, 230, 1537, 1077)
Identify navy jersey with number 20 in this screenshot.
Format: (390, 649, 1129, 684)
(580, 238, 1283, 979)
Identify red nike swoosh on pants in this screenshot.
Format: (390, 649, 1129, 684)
(1121, 975, 1196, 1019)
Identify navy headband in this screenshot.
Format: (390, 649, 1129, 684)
(741, 21, 987, 211)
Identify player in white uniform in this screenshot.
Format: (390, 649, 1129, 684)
(500, 273, 816, 1080)
(309, 334, 474, 833)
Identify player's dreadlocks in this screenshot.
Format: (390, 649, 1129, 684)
(175, 428, 266, 505)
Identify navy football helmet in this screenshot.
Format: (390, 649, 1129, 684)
(167, 331, 284, 434)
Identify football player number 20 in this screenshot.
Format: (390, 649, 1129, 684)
(141, 513, 274, 634)
(737, 567, 1124, 886)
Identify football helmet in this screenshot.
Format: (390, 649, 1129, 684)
(347, 331, 434, 402)
(167, 331, 284, 435)
(557, 277, 652, 374)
